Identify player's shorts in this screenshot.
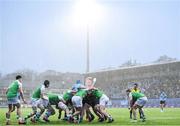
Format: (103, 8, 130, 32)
(135, 96, 148, 107)
(72, 96, 83, 108)
(36, 98, 49, 108)
(83, 95, 99, 108)
(160, 100, 166, 104)
(58, 101, 67, 110)
(89, 98, 99, 108)
(30, 98, 39, 107)
(99, 94, 109, 107)
(7, 96, 20, 105)
(91, 98, 99, 108)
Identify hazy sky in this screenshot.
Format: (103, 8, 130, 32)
(0, 0, 180, 74)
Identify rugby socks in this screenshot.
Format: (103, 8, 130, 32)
(130, 110, 133, 119)
(6, 112, 10, 121)
(34, 112, 41, 121)
(44, 111, 51, 119)
(139, 109, 145, 118)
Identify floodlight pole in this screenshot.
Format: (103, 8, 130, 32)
(86, 24, 90, 73)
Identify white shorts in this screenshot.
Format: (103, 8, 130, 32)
(72, 96, 83, 108)
(30, 98, 39, 107)
(7, 96, 20, 105)
(99, 94, 109, 107)
(135, 96, 148, 107)
(58, 102, 67, 110)
(36, 98, 49, 108)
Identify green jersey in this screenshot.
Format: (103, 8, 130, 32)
(131, 92, 145, 101)
(91, 89, 103, 99)
(7, 80, 20, 99)
(63, 90, 73, 102)
(75, 89, 87, 98)
(32, 87, 41, 99)
(48, 93, 62, 105)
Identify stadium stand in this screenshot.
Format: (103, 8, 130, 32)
(0, 61, 180, 107)
(85, 61, 180, 107)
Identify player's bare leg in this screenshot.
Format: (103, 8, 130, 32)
(82, 103, 94, 122)
(85, 107, 95, 122)
(58, 102, 72, 121)
(130, 109, 133, 119)
(98, 105, 114, 123)
(43, 106, 55, 122)
(139, 107, 146, 121)
(16, 103, 26, 124)
(93, 105, 105, 122)
(25, 106, 37, 121)
(11, 105, 16, 112)
(6, 104, 13, 125)
(58, 109, 62, 119)
(132, 105, 138, 122)
(160, 103, 165, 112)
(31, 105, 45, 122)
(93, 107, 103, 119)
(71, 107, 82, 123)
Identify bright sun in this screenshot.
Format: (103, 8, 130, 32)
(72, 0, 104, 26)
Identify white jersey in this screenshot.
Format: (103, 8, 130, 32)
(40, 84, 49, 100)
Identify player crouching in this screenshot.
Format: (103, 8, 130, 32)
(126, 89, 147, 122)
(29, 80, 50, 123)
(88, 88, 114, 123)
(71, 89, 88, 123)
(85, 77, 114, 123)
(43, 93, 72, 122)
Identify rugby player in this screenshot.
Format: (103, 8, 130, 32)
(6, 75, 27, 125)
(126, 89, 147, 122)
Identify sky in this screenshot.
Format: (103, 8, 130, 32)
(0, 0, 180, 74)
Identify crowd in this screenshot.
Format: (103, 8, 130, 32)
(98, 76, 180, 99)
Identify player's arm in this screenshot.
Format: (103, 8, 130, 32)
(128, 93, 133, 108)
(18, 84, 26, 103)
(165, 93, 167, 98)
(5, 88, 9, 94)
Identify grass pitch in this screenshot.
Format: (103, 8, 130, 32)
(0, 108, 180, 126)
